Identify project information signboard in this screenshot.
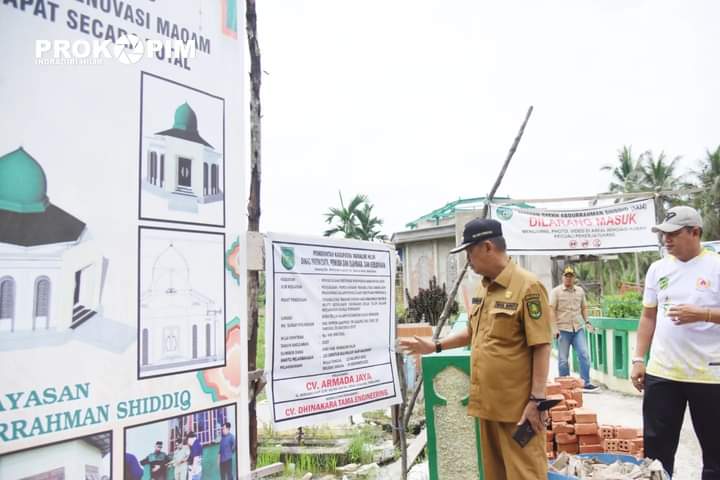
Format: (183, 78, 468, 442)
(490, 198, 659, 255)
(264, 234, 402, 427)
(0, 1, 248, 478)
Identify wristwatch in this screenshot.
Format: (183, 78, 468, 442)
(434, 340, 442, 353)
(631, 356, 645, 364)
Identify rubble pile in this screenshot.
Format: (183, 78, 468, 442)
(545, 377, 643, 459)
(550, 452, 669, 479)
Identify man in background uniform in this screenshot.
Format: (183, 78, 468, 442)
(632, 206, 720, 478)
(550, 265, 599, 392)
(400, 218, 553, 479)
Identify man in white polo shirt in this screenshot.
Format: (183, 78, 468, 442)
(631, 206, 720, 479)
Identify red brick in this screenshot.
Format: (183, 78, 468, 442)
(556, 377, 577, 389)
(556, 433, 577, 445)
(571, 389, 584, 407)
(545, 382, 562, 396)
(573, 408, 597, 424)
(617, 427, 639, 439)
(552, 423, 575, 434)
(558, 443, 579, 454)
(578, 434, 603, 446)
(565, 399, 578, 409)
(574, 423, 599, 436)
(618, 439, 632, 452)
(599, 425, 615, 439)
(562, 390, 574, 400)
(546, 431, 554, 441)
(579, 444, 604, 453)
(547, 451, 556, 460)
(603, 439, 619, 451)
(551, 410, 573, 422)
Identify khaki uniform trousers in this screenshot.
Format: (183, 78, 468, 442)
(479, 418, 547, 479)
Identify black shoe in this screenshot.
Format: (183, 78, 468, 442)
(583, 383, 600, 393)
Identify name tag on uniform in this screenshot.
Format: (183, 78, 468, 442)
(494, 301, 518, 311)
(472, 297, 483, 305)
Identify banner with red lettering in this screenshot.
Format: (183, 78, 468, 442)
(264, 233, 402, 427)
(490, 198, 659, 255)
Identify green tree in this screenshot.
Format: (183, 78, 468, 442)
(323, 192, 386, 240)
(355, 203, 387, 241)
(637, 150, 684, 193)
(601, 146, 642, 195)
(692, 146, 720, 240)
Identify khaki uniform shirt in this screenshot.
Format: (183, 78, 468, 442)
(467, 261, 553, 422)
(550, 285, 587, 332)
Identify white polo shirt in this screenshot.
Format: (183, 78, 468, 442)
(643, 250, 720, 383)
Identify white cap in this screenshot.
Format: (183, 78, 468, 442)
(652, 206, 703, 233)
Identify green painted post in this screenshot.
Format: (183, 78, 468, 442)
(422, 351, 483, 480)
(613, 330, 629, 379)
(597, 329, 608, 374)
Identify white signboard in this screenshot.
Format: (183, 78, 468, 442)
(0, 1, 248, 477)
(490, 198, 659, 255)
(265, 233, 402, 427)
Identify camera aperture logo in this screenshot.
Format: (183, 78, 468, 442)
(35, 34, 196, 66)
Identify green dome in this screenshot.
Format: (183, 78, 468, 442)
(172, 102, 199, 133)
(0, 147, 49, 213)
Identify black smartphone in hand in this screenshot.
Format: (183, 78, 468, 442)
(512, 420, 535, 447)
(512, 398, 562, 447)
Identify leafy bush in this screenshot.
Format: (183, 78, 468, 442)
(603, 291, 643, 319)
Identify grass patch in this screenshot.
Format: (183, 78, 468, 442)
(347, 426, 380, 464)
(257, 446, 281, 468)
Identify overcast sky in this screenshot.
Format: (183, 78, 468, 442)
(255, 1, 720, 237)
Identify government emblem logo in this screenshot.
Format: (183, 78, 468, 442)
(280, 246, 295, 270)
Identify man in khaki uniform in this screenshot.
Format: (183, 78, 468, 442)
(400, 218, 553, 479)
(550, 266, 599, 392)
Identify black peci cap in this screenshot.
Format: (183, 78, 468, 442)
(450, 218, 503, 254)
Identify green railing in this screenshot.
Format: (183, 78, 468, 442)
(563, 316, 640, 381)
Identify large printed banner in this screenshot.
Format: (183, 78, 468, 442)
(490, 198, 659, 255)
(265, 233, 402, 427)
(0, 1, 248, 478)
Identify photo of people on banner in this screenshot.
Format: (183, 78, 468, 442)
(124, 404, 237, 480)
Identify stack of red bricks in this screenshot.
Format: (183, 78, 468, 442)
(598, 425, 644, 457)
(544, 376, 642, 459)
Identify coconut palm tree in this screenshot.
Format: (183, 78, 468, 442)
(692, 146, 720, 240)
(600, 146, 642, 195)
(355, 202, 387, 241)
(637, 150, 684, 193)
(323, 192, 367, 238)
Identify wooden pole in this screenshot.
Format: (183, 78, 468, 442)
(246, 0, 262, 469)
(399, 106, 534, 474)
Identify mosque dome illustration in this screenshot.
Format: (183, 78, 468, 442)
(0, 147, 105, 340)
(0, 147, 49, 213)
(139, 241, 222, 372)
(142, 100, 223, 214)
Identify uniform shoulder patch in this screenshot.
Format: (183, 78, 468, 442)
(526, 298, 542, 319)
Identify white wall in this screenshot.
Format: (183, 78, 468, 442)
(0, 438, 104, 479)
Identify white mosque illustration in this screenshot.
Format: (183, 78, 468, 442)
(139, 242, 223, 375)
(0, 147, 106, 343)
(141, 102, 223, 214)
